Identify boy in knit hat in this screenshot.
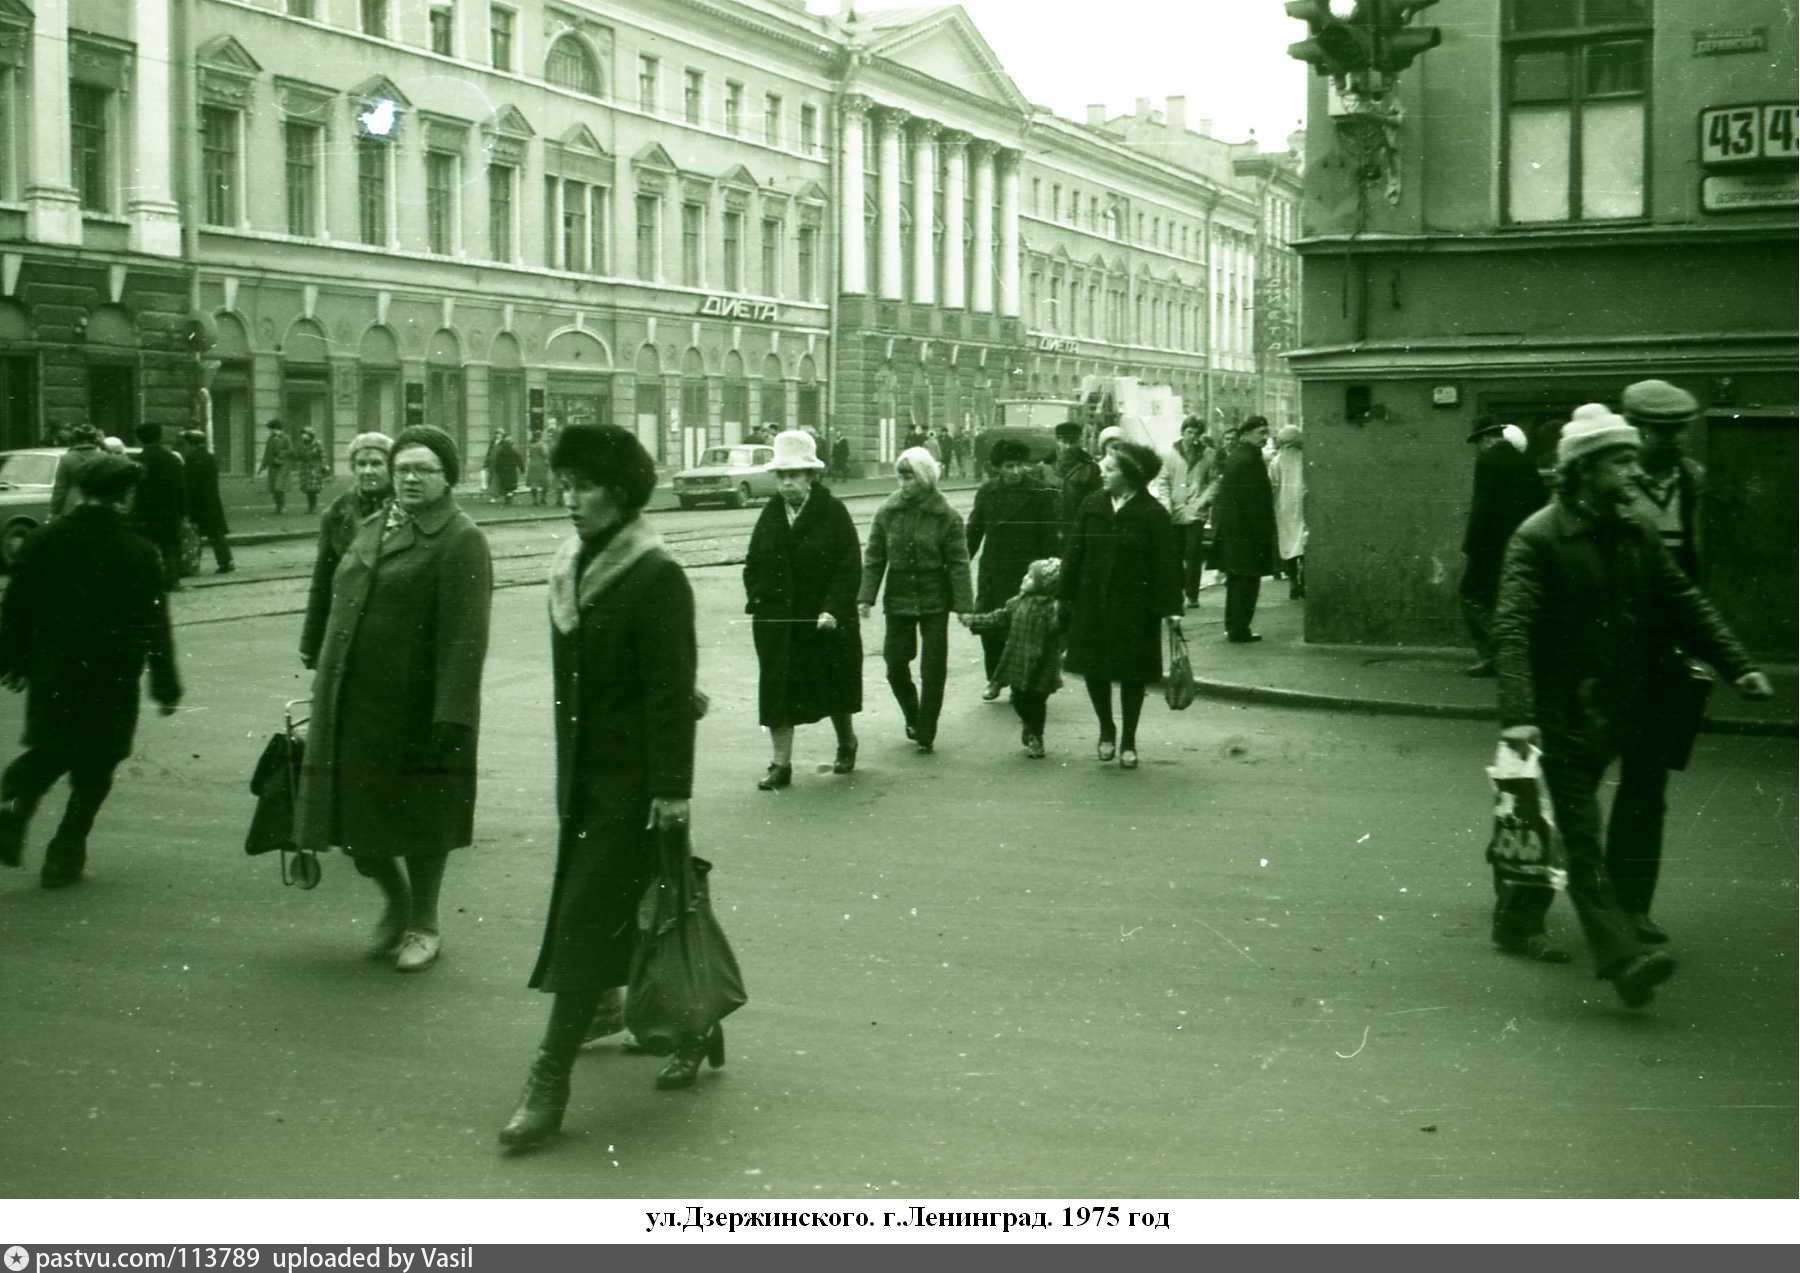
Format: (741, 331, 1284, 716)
(960, 558, 1064, 759)
(1490, 405, 1771, 1008)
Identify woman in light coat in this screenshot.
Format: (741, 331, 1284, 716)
(1268, 425, 1308, 600)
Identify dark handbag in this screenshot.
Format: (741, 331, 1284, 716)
(245, 732, 300, 857)
(1164, 623, 1197, 711)
(625, 826, 747, 1055)
(1662, 654, 1715, 772)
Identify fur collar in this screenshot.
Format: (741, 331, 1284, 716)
(548, 515, 664, 634)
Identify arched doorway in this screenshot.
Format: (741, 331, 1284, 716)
(489, 332, 524, 449)
(426, 329, 465, 462)
(280, 318, 333, 463)
(85, 305, 138, 441)
(211, 312, 253, 473)
(720, 351, 747, 445)
(678, 348, 707, 469)
(0, 300, 38, 449)
(358, 325, 401, 452)
(544, 328, 613, 436)
(632, 345, 663, 461)
(758, 353, 784, 441)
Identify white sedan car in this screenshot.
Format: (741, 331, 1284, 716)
(671, 444, 778, 510)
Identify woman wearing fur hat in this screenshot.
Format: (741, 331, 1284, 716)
(857, 447, 974, 753)
(297, 425, 492, 975)
(743, 431, 863, 789)
(1060, 442, 1185, 769)
(299, 431, 393, 671)
(500, 424, 704, 1150)
(960, 558, 1065, 758)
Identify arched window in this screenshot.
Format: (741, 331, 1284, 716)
(545, 35, 601, 96)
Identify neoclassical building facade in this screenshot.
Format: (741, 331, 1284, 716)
(0, 0, 1299, 476)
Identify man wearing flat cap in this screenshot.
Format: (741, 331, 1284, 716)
(1052, 420, 1102, 543)
(1621, 378, 1706, 582)
(1491, 405, 1770, 1009)
(1459, 415, 1546, 676)
(0, 456, 182, 887)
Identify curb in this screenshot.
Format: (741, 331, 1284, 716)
(1193, 677, 1797, 739)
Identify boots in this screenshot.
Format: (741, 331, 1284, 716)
(498, 1048, 573, 1150)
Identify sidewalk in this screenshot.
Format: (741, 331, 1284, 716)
(1179, 584, 1797, 739)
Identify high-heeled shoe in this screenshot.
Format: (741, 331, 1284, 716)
(756, 764, 792, 791)
(832, 738, 858, 774)
(655, 1024, 725, 1090)
(498, 1048, 573, 1150)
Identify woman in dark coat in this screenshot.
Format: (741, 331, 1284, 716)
(1060, 442, 1184, 770)
(299, 432, 392, 671)
(489, 432, 522, 504)
(744, 430, 862, 790)
(966, 438, 1059, 697)
(296, 425, 492, 974)
(499, 424, 703, 1151)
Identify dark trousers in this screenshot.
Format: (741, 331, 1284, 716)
(202, 533, 234, 571)
(1011, 689, 1048, 738)
(1283, 556, 1305, 599)
(1461, 594, 1496, 663)
(979, 630, 1006, 682)
(139, 522, 182, 588)
(1176, 522, 1207, 602)
(883, 612, 949, 744)
(1225, 573, 1262, 638)
(1, 747, 120, 878)
(1493, 746, 1653, 976)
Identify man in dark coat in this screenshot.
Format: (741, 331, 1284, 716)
(178, 430, 234, 574)
(1492, 407, 1771, 1007)
(131, 423, 187, 590)
(966, 438, 1059, 696)
(0, 456, 182, 887)
(48, 424, 103, 519)
(1052, 419, 1102, 541)
(1460, 416, 1546, 676)
(1210, 415, 1277, 643)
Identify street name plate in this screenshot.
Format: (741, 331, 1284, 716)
(1701, 170, 1798, 212)
(1694, 27, 1767, 56)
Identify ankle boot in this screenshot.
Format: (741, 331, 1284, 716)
(498, 1048, 573, 1150)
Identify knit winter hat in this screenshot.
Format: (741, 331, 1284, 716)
(391, 424, 461, 486)
(1620, 379, 1699, 428)
(1097, 425, 1124, 451)
(1022, 557, 1061, 595)
(348, 431, 395, 463)
(895, 446, 940, 490)
(1557, 404, 1640, 467)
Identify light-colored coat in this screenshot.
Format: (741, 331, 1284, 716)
(1268, 444, 1308, 560)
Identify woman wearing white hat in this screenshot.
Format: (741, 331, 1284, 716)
(743, 431, 864, 788)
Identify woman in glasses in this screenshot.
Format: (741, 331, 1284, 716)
(296, 424, 493, 973)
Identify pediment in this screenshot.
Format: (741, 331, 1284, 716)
(0, 0, 33, 27)
(196, 34, 262, 76)
(866, 9, 1031, 114)
(559, 123, 606, 155)
(793, 180, 828, 204)
(717, 163, 758, 189)
(488, 104, 534, 138)
(349, 75, 412, 108)
(633, 141, 679, 171)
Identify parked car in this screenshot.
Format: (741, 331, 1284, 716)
(671, 444, 778, 509)
(0, 449, 63, 570)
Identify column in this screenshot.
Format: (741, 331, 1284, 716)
(839, 95, 869, 294)
(26, 0, 80, 244)
(547, 178, 564, 270)
(940, 131, 967, 310)
(969, 142, 994, 313)
(129, 0, 182, 256)
(997, 149, 1020, 319)
(910, 120, 938, 307)
(876, 108, 906, 301)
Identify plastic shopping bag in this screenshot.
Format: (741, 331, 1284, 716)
(1485, 743, 1568, 892)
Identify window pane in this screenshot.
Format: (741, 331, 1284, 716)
(562, 180, 587, 271)
(488, 164, 513, 260)
(1585, 40, 1645, 95)
(490, 9, 513, 69)
(1507, 104, 1572, 222)
(636, 195, 657, 279)
(286, 123, 318, 236)
(1511, 0, 1578, 31)
(202, 107, 238, 227)
(357, 139, 387, 243)
(1511, 48, 1571, 102)
(427, 152, 454, 253)
(1584, 0, 1648, 24)
(590, 188, 608, 274)
(547, 37, 600, 94)
(430, 7, 453, 56)
(1581, 98, 1644, 218)
(70, 85, 109, 212)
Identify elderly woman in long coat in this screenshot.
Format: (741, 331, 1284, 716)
(743, 431, 863, 790)
(499, 424, 703, 1152)
(966, 437, 1058, 698)
(297, 425, 492, 974)
(1267, 425, 1308, 600)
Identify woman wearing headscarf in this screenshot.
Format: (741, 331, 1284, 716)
(300, 432, 392, 671)
(857, 447, 973, 754)
(1060, 441, 1184, 769)
(296, 425, 492, 973)
(743, 431, 862, 789)
(500, 424, 702, 1150)
(1268, 425, 1308, 601)
(293, 427, 328, 515)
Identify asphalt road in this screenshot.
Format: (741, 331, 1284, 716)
(1, 519, 1794, 1200)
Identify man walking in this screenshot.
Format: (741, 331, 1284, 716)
(179, 430, 234, 575)
(1210, 416, 1277, 643)
(258, 418, 292, 514)
(1622, 379, 1706, 581)
(1459, 415, 1546, 677)
(48, 424, 103, 519)
(1052, 420, 1101, 541)
(133, 424, 188, 589)
(0, 456, 182, 887)
(1491, 406, 1771, 1007)
(1161, 416, 1216, 610)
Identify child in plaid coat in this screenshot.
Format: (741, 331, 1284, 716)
(960, 557, 1064, 758)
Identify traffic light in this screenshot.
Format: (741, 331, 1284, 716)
(1368, 0, 1442, 74)
(1285, 0, 1374, 77)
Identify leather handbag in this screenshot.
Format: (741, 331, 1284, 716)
(1164, 623, 1198, 711)
(626, 826, 747, 1056)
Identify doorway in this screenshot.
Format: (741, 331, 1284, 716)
(87, 363, 135, 440)
(1703, 409, 1797, 658)
(0, 355, 36, 449)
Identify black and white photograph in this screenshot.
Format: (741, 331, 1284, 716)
(0, 0, 1794, 1240)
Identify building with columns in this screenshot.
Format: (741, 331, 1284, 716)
(0, 0, 1300, 479)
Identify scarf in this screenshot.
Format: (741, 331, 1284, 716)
(548, 514, 665, 634)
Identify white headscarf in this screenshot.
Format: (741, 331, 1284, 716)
(896, 446, 940, 491)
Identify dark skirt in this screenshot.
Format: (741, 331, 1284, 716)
(526, 777, 656, 995)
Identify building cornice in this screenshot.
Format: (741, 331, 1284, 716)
(1293, 224, 1797, 256)
(1284, 330, 1798, 379)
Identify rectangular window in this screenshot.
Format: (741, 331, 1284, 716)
(682, 202, 703, 287)
(725, 82, 743, 136)
(1504, 0, 1648, 223)
(429, 5, 454, 56)
(356, 138, 388, 244)
(489, 6, 514, 70)
(764, 94, 783, 147)
(426, 151, 456, 254)
(635, 193, 659, 279)
(544, 176, 558, 267)
(69, 85, 110, 213)
(361, 0, 389, 39)
(761, 217, 780, 294)
(639, 55, 659, 114)
(797, 225, 817, 302)
(589, 187, 609, 274)
(800, 104, 818, 155)
(488, 162, 514, 260)
(1069, 189, 1079, 223)
(561, 179, 588, 272)
(685, 69, 704, 125)
(200, 106, 240, 228)
(284, 121, 320, 236)
(1032, 178, 1041, 215)
(287, 1, 316, 17)
(1051, 184, 1061, 220)
(722, 210, 742, 289)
